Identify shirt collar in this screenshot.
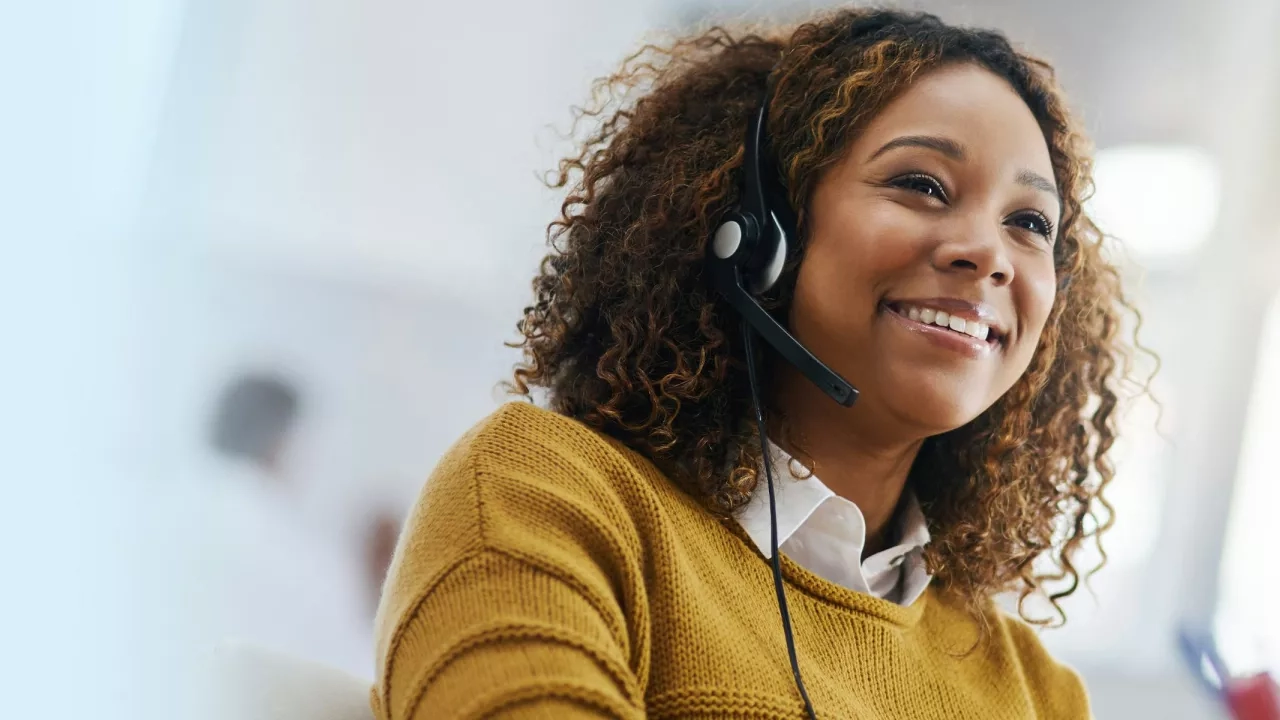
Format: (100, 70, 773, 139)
(737, 440, 931, 560)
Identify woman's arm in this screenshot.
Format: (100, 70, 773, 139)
(379, 548, 644, 719)
(372, 416, 648, 720)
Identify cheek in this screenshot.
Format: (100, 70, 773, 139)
(1026, 267, 1058, 335)
(1011, 268, 1059, 367)
(793, 217, 899, 326)
(804, 203, 923, 287)
(789, 257, 854, 343)
(790, 203, 940, 351)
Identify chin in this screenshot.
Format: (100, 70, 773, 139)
(880, 382, 991, 438)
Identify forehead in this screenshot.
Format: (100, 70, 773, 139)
(852, 63, 1054, 178)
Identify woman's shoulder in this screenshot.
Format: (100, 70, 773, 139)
(374, 403, 670, 710)
(988, 604, 1091, 715)
(404, 401, 677, 552)
(471, 399, 609, 448)
(378, 403, 654, 641)
(918, 592, 1090, 715)
(992, 607, 1086, 668)
(446, 400, 646, 486)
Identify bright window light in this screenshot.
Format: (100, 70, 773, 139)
(1216, 292, 1280, 675)
(1087, 145, 1221, 259)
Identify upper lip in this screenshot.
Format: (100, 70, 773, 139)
(884, 297, 1009, 341)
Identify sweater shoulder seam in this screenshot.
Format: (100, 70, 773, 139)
(384, 546, 641, 719)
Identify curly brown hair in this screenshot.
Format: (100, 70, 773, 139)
(509, 7, 1144, 628)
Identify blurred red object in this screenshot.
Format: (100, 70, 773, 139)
(1227, 673, 1280, 720)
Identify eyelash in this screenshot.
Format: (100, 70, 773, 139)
(890, 172, 1055, 241)
(892, 172, 948, 201)
(1008, 211, 1055, 240)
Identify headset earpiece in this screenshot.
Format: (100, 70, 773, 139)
(712, 209, 786, 295)
(706, 94, 857, 408)
(752, 211, 787, 294)
(711, 210, 758, 263)
(709, 89, 849, 720)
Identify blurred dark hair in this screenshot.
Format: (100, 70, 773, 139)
(210, 374, 300, 466)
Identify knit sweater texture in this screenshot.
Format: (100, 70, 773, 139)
(371, 402, 1090, 719)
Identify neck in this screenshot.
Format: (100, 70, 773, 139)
(771, 368, 923, 557)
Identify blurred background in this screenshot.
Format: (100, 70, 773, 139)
(3, 0, 1278, 718)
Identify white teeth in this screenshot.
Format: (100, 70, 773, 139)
(896, 303, 996, 342)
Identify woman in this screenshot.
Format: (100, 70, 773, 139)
(373, 8, 1138, 719)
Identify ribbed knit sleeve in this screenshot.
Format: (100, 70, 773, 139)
(371, 406, 649, 720)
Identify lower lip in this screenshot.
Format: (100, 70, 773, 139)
(882, 306, 997, 359)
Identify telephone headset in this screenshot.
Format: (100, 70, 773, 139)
(706, 82, 859, 720)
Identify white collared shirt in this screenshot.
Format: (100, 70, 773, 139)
(737, 441, 933, 606)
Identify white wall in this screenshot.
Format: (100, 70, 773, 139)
(1, 1, 187, 718)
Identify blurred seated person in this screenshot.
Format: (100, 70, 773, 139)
(183, 373, 373, 678)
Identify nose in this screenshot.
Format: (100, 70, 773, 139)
(931, 214, 1015, 286)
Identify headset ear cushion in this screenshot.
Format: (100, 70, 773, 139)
(712, 217, 746, 260)
(749, 212, 788, 294)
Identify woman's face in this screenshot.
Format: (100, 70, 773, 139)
(790, 63, 1060, 438)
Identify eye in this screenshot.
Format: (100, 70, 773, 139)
(891, 173, 948, 202)
(1007, 210, 1055, 241)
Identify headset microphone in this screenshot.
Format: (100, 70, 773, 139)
(707, 99, 858, 408)
(706, 89, 860, 720)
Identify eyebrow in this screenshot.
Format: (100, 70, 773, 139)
(868, 134, 1061, 200)
(868, 134, 966, 162)
(1014, 168, 1059, 197)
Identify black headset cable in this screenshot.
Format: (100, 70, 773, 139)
(742, 317, 819, 720)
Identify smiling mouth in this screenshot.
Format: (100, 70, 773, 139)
(883, 301, 1006, 348)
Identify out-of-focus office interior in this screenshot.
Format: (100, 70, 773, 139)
(4, 1, 1279, 718)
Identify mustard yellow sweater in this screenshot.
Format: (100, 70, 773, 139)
(372, 402, 1090, 719)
